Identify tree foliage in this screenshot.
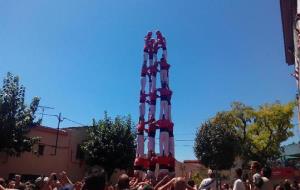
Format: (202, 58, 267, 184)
(0, 72, 40, 156)
(194, 121, 239, 170)
(247, 102, 294, 163)
(82, 112, 136, 179)
(194, 101, 295, 166)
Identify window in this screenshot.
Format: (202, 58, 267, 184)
(38, 145, 45, 156)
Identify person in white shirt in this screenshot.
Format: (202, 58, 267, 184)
(251, 161, 262, 190)
(233, 168, 245, 190)
(198, 169, 216, 190)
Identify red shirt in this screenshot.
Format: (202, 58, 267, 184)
(157, 156, 169, 165)
(143, 158, 149, 170)
(157, 119, 170, 129)
(148, 65, 158, 76)
(150, 156, 157, 165)
(168, 156, 175, 167)
(134, 157, 144, 166)
(137, 122, 145, 133)
(148, 122, 157, 133)
(149, 92, 158, 101)
(157, 88, 171, 97)
(139, 92, 147, 103)
(157, 37, 166, 48)
(141, 65, 148, 77)
(160, 60, 170, 70)
(167, 122, 174, 132)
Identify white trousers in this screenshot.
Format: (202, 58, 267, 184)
(141, 77, 146, 93)
(151, 75, 156, 92)
(143, 52, 148, 62)
(169, 136, 174, 156)
(149, 59, 153, 67)
(163, 50, 167, 60)
(159, 131, 169, 156)
(149, 104, 156, 117)
(136, 134, 144, 156)
(160, 100, 169, 119)
(139, 103, 145, 119)
(148, 136, 155, 153)
(154, 54, 157, 63)
(160, 70, 169, 85)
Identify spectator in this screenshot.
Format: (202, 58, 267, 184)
(0, 178, 5, 190)
(284, 179, 292, 190)
(274, 184, 285, 190)
(221, 183, 229, 190)
(198, 169, 216, 190)
(260, 166, 272, 190)
(15, 174, 23, 189)
(250, 161, 263, 190)
(241, 173, 250, 190)
(157, 177, 193, 190)
(82, 169, 106, 190)
(291, 180, 299, 190)
(187, 179, 197, 190)
(233, 168, 245, 190)
(118, 174, 130, 190)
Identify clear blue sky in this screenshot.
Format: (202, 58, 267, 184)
(0, 0, 298, 161)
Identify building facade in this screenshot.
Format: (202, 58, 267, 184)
(0, 126, 87, 181)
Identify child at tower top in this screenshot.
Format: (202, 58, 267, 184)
(143, 31, 152, 63)
(148, 38, 155, 67)
(155, 30, 167, 60)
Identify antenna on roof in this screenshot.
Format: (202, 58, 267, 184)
(38, 105, 55, 123)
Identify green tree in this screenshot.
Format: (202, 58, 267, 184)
(247, 102, 294, 163)
(206, 101, 295, 165)
(0, 72, 40, 156)
(82, 112, 136, 179)
(194, 121, 239, 170)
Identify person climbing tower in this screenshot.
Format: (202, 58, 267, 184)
(145, 115, 158, 153)
(159, 57, 170, 86)
(157, 83, 172, 120)
(139, 90, 147, 120)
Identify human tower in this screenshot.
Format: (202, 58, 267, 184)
(134, 31, 175, 177)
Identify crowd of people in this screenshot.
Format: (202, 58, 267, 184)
(1, 161, 300, 190)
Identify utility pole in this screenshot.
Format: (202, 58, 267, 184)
(54, 113, 63, 155)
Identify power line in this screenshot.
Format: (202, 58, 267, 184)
(63, 117, 87, 126)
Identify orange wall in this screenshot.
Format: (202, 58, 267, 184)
(0, 127, 87, 181)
